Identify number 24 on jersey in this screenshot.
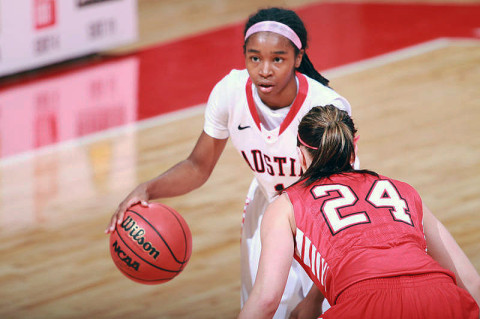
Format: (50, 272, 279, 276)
(311, 180, 413, 235)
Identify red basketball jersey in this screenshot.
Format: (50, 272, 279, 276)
(285, 173, 455, 305)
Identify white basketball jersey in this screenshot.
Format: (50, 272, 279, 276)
(204, 69, 351, 201)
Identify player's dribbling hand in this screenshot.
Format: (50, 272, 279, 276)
(105, 184, 149, 234)
(289, 301, 322, 319)
(289, 286, 324, 319)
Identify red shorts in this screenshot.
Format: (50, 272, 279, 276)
(321, 273, 479, 319)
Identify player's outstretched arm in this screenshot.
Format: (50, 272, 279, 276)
(239, 194, 296, 319)
(105, 131, 228, 233)
(423, 203, 480, 307)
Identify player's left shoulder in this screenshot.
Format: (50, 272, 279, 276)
(302, 74, 351, 113)
(303, 74, 338, 97)
(378, 175, 420, 197)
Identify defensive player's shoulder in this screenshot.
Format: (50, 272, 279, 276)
(284, 180, 304, 198)
(377, 174, 419, 195)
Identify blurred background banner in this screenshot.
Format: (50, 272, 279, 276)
(0, 0, 137, 77)
(0, 56, 138, 159)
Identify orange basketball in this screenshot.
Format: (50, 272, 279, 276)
(109, 203, 192, 285)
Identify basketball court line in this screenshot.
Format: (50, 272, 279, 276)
(1, 38, 478, 167)
(323, 37, 480, 78)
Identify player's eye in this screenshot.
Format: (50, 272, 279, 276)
(250, 56, 260, 62)
(273, 57, 284, 63)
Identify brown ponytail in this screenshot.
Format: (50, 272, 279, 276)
(297, 105, 377, 186)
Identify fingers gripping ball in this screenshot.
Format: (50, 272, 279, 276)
(109, 203, 192, 284)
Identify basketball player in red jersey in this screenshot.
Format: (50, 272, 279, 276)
(239, 105, 480, 318)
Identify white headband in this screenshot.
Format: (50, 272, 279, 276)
(245, 21, 302, 49)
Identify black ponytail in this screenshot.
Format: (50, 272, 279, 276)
(297, 54, 329, 87)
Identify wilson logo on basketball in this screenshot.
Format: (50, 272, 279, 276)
(109, 203, 192, 284)
(111, 240, 140, 271)
(121, 216, 160, 259)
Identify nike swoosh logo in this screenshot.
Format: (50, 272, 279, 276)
(238, 124, 251, 130)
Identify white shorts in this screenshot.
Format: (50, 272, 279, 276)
(240, 178, 317, 319)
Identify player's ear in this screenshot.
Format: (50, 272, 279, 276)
(295, 49, 304, 69)
(296, 146, 308, 172)
(351, 135, 360, 166)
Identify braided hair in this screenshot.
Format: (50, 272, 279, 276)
(244, 7, 330, 87)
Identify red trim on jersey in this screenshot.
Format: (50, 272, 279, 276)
(245, 78, 262, 131)
(280, 72, 308, 134)
(245, 72, 309, 134)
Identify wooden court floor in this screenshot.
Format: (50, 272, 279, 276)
(0, 1, 479, 318)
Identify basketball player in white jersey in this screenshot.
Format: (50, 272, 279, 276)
(107, 7, 353, 318)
